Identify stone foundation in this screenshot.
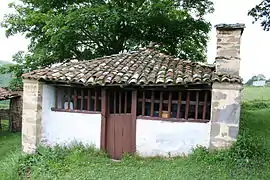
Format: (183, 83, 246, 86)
(210, 83, 243, 148)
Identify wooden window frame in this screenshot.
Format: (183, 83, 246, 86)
(51, 86, 102, 114)
(108, 89, 132, 115)
(137, 89, 211, 123)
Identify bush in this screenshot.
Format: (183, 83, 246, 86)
(242, 100, 270, 111)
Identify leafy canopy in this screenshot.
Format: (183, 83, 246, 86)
(248, 0, 270, 31)
(1, 0, 214, 89)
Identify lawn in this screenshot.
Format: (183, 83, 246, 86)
(242, 86, 270, 101)
(1, 87, 270, 179)
(0, 132, 20, 158)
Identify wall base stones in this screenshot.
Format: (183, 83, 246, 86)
(22, 79, 43, 153)
(210, 82, 243, 149)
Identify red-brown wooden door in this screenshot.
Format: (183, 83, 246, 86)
(105, 90, 134, 160)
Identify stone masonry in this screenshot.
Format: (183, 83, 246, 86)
(210, 23, 245, 149)
(22, 79, 43, 153)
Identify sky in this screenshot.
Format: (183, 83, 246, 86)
(0, 0, 269, 81)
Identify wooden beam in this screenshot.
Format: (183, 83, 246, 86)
(195, 91, 199, 120)
(81, 89, 84, 110)
(119, 92, 122, 113)
(55, 87, 58, 109)
(131, 90, 137, 153)
(94, 91, 98, 111)
(203, 92, 208, 120)
(138, 98, 208, 106)
(73, 89, 77, 110)
(68, 88, 71, 109)
(159, 92, 163, 117)
(185, 92, 190, 120)
(124, 92, 127, 113)
(100, 89, 107, 150)
(150, 91, 154, 117)
(87, 90, 91, 111)
(177, 92, 181, 118)
(168, 92, 172, 118)
(142, 92, 145, 116)
(113, 91, 116, 114)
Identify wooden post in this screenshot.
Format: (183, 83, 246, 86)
(142, 92, 145, 116)
(131, 90, 137, 153)
(168, 92, 172, 118)
(68, 88, 71, 109)
(203, 92, 208, 120)
(176, 92, 181, 118)
(119, 92, 122, 113)
(95, 91, 98, 111)
(81, 89, 84, 110)
(101, 89, 107, 150)
(74, 89, 77, 109)
(87, 90, 91, 111)
(55, 87, 58, 109)
(195, 91, 199, 120)
(159, 92, 163, 117)
(185, 92, 190, 120)
(8, 99, 12, 132)
(150, 91, 154, 117)
(124, 92, 127, 113)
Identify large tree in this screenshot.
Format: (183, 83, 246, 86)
(1, 0, 214, 89)
(248, 0, 270, 30)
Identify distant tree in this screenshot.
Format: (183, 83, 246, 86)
(248, 1, 270, 31)
(1, 0, 214, 89)
(0, 52, 25, 90)
(245, 74, 266, 86)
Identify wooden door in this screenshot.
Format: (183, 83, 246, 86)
(105, 90, 134, 160)
(106, 114, 132, 159)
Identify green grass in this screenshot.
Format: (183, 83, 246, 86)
(242, 86, 270, 101)
(0, 133, 21, 159)
(0, 119, 9, 132)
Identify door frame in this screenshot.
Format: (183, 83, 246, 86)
(100, 89, 137, 155)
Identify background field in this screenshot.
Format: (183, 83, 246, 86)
(242, 86, 270, 101)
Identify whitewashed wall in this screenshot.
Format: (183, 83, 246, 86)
(41, 84, 102, 148)
(136, 119, 211, 157)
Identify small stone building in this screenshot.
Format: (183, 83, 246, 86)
(0, 87, 22, 132)
(21, 23, 245, 159)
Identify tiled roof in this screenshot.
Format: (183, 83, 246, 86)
(22, 48, 242, 86)
(0, 87, 21, 100)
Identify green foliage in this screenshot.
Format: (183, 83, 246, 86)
(241, 100, 270, 110)
(248, 1, 270, 31)
(1, 0, 213, 80)
(0, 52, 26, 90)
(0, 60, 13, 88)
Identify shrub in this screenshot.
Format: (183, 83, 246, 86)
(241, 100, 270, 111)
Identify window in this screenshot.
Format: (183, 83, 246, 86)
(137, 90, 211, 122)
(108, 89, 132, 114)
(53, 86, 102, 113)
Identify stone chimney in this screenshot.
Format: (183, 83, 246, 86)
(215, 23, 245, 76)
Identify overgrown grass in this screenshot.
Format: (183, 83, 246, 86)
(0, 133, 21, 179)
(0, 119, 9, 132)
(1, 101, 270, 179)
